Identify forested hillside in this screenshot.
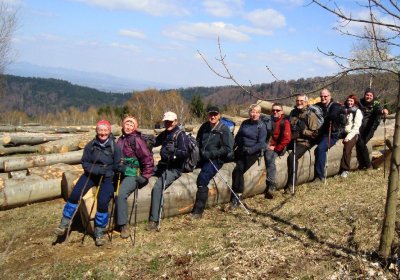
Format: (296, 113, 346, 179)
(0, 72, 397, 125)
(0, 75, 132, 116)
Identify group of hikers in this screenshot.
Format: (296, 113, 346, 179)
(54, 87, 388, 246)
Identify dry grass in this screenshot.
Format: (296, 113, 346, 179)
(0, 168, 399, 279)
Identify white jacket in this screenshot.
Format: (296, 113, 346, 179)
(344, 108, 363, 141)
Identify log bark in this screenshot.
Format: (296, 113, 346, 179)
(3, 150, 83, 172)
(0, 145, 40, 156)
(79, 142, 365, 232)
(1, 134, 61, 146)
(38, 136, 81, 154)
(0, 174, 60, 209)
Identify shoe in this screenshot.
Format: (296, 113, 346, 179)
(54, 227, 66, 236)
(146, 221, 158, 231)
(228, 199, 239, 211)
(120, 224, 130, 239)
(264, 190, 274, 199)
(340, 171, 349, 178)
(283, 187, 291, 195)
(311, 177, 324, 184)
(95, 235, 106, 246)
(191, 213, 202, 220)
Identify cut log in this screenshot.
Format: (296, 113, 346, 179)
(0, 145, 40, 156)
(0, 174, 60, 209)
(28, 163, 83, 179)
(257, 100, 293, 115)
(61, 170, 84, 201)
(1, 134, 61, 146)
(80, 142, 366, 231)
(3, 150, 83, 172)
(38, 136, 81, 154)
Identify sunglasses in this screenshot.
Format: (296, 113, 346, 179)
(272, 109, 282, 112)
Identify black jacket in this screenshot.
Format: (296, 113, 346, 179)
(315, 100, 347, 137)
(359, 98, 383, 142)
(196, 121, 232, 162)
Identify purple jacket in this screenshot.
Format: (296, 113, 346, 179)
(116, 131, 154, 179)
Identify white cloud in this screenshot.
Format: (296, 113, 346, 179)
(119, 29, 146, 39)
(273, 0, 304, 7)
(40, 33, 65, 42)
(110, 42, 140, 53)
(72, 0, 190, 16)
(202, 0, 243, 17)
(163, 22, 252, 42)
(245, 9, 286, 30)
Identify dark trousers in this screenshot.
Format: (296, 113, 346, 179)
(340, 135, 358, 171)
(286, 143, 310, 187)
(356, 135, 371, 169)
(231, 154, 259, 194)
(192, 159, 223, 214)
(68, 173, 114, 213)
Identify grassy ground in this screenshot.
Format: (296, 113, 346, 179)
(0, 168, 399, 279)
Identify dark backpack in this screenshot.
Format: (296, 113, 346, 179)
(173, 130, 200, 173)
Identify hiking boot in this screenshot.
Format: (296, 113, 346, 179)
(340, 171, 349, 178)
(146, 221, 158, 231)
(120, 224, 130, 239)
(283, 187, 291, 196)
(54, 216, 70, 236)
(54, 227, 66, 236)
(264, 190, 274, 199)
(190, 213, 202, 220)
(228, 198, 240, 211)
(311, 177, 324, 185)
(95, 235, 106, 246)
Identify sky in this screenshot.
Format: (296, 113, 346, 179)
(5, 0, 379, 88)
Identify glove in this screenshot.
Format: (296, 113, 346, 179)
(202, 150, 211, 160)
(136, 175, 148, 189)
(242, 147, 251, 155)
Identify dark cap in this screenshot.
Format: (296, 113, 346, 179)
(207, 106, 220, 114)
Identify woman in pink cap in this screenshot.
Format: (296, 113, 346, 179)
(54, 120, 122, 246)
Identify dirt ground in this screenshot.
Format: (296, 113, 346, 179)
(0, 168, 399, 279)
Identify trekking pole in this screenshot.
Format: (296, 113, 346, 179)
(108, 173, 121, 243)
(324, 122, 332, 185)
(81, 176, 103, 245)
(209, 159, 250, 215)
(291, 140, 296, 195)
(128, 187, 139, 246)
(157, 165, 168, 231)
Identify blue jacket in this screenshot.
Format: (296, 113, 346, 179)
(81, 134, 121, 178)
(235, 119, 266, 156)
(155, 126, 189, 170)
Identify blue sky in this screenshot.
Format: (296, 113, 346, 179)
(8, 0, 370, 88)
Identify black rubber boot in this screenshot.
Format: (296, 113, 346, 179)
(192, 186, 208, 215)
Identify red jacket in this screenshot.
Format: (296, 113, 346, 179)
(270, 115, 291, 153)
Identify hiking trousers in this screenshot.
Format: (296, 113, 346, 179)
(286, 143, 310, 187)
(231, 153, 259, 194)
(116, 176, 138, 226)
(356, 135, 372, 169)
(149, 168, 182, 222)
(340, 135, 358, 171)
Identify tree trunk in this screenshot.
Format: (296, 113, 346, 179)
(379, 75, 400, 258)
(1, 134, 62, 146)
(38, 136, 81, 154)
(0, 145, 40, 155)
(3, 150, 83, 172)
(0, 174, 61, 209)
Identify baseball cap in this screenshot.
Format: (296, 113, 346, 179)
(162, 111, 177, 121)
(207, 106, 220, 114)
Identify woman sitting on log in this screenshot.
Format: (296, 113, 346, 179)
(54, 120, 121, 246)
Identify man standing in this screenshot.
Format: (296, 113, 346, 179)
(264, 103, 291, 198)
(356, 88, 389, 170)
(314, 88, 347, 182)
(284, 94, 320, 193)
(190, 106, 233, 218)
(147, 111, 188, 231)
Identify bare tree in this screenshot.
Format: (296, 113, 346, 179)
(311, 0, 400, 259)
(0, 2, 18, 97)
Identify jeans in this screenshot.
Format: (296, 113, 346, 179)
(314, 135, 338, 179)
(264, 150, 278, 188)
(192, 159, 223, 214)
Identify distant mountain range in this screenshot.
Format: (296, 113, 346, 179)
(6, 62, 181, 92)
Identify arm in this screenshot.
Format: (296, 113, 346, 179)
(213, 125, 232, 158)
(275, 119, 291, 152)
(135, 137, 155, 179)
(303, 111, 319, 138)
